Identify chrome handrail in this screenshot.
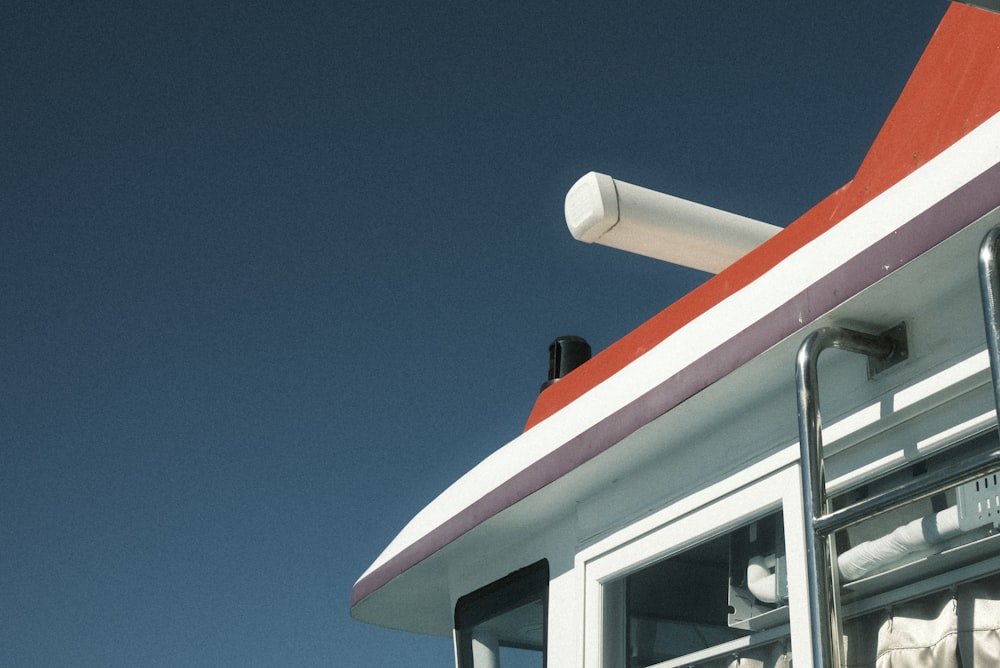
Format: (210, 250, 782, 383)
(796, 326, 901, 668)
(978, 226, 1000, 423)
(814, 445, 1000, 536)
(795, 224, 1000, 666)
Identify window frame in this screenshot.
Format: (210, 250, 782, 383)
(580, 463, 807, 668)
(454, 559, 550, 668)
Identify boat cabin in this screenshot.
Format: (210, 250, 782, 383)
(352, 4, 1000, 666)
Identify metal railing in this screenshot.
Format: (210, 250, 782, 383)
(796, 325, 904, 667)
(796, 225, 1000, 666)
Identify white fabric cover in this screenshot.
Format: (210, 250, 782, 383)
(956, 576, 1000, 668)
(838, 507, 963, 582)
(844, 574, 1000, 667)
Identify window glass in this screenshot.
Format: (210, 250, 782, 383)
(455, 560, 548, 668)
(612, 512, 786, 667)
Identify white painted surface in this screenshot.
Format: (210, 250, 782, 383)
(564, 171, 781, 274)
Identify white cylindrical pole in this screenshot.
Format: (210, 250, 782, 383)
(565, 171, 782, 274)
(470, 632, 500, 668)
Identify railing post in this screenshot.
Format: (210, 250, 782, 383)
(978, 226, 1000, 426)
(796, 326, 902, 668)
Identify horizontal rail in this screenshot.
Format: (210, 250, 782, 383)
(814, 447, 1000, 536)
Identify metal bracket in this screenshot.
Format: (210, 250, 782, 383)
(867, 322, 908, 378)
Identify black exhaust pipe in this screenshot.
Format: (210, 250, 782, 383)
(541, 336, 591, 392)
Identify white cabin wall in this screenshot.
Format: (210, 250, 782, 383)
(565, 209, 1000, 667)
(447, 513, 576, 606)
(572, 344, 802, 547)
(815, 217, 997, 489)
(572, 204, 998, 550)
(446, 509, 580, 665)
(547, 561, 583, 668)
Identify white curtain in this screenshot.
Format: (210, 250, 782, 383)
(956, 575, 1000, 668)
(844, 573, 1000, 667)
(872, 591, 958, 668)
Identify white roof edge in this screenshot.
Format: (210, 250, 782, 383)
(358, 108, 1000, 588)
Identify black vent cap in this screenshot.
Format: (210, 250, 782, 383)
(541, 336, 591, 392)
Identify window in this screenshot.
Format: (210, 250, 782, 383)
(609, 512, 786, 668)
(582, 466, 800, 668)
(455, 560, 548, 668)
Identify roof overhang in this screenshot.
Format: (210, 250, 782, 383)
(351, 2, 1000, 635)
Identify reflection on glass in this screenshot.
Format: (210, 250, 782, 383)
(455, 561, 548, 668)
(609, 513, 786, 668)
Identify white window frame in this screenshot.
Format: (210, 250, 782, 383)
(578, 458, 812, 668)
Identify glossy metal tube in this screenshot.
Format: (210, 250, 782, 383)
(815, 446, 1000, 536)
(979, 226, 1000, 426)
(796, 327, 896, 668)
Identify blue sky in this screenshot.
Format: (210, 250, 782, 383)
(2, 1, 950, 666)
